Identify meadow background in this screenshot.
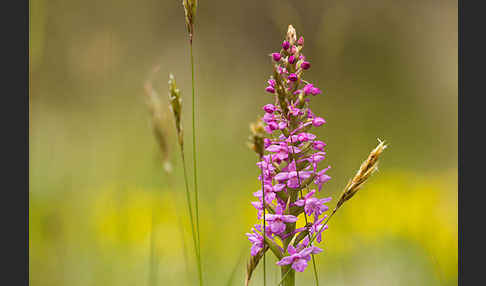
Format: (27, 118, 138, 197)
(29, 0, 457, 285)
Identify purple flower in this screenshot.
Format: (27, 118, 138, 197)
(310, 87, 321, 95)
(253, 188, 276, 205)
(302, 84, 321, 95)
(276, 244, 323, 272)
(297, 36, 304, 46)
(314, 166, 331, 191)
(273, 183, 286, 192)
(301, 61, 311, 70)
(266, 214, 298, 234)
(265, 144, 287, 162)
(289, 104, 300, 116)
(303, 84, 314, 95)
(290, 45, 297, 54)
(312, 117, 326, 126)
(250, 201, 264, 219)
(309, 217, 329, 243)
(278, 66, 288, 76)
(263, 138, 272, 148)
(248, 27, 333, 276)
(246, 227, 264, 256)
(275, 161, 312, 188)
(262, 112, 274, 122)
(256, 155, 276, 177)
(297, 132, 317, 142)
(265, 143, 283, 153)
(313, 140, 326, 151)
(303, 197, 329, 216)
(295, 190, 332, 217)
(282, 41, 290, 50)
(288, 73, 298, 82)
(263, 104, 276, 113)
(303, 152, 326, 172)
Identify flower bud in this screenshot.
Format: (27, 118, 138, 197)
(301, 61, 311, 70)
(288, 55, 296, 64)
(288, 73, 298, 82)
(263, 104, 276, 113)
(272, 53, 282, 62)
(312, 117, 326, 126)
(311, 87, 322, 95)
(282, 41, 290, 50)
(313, 141, 326, 151)
(290, 45, 297, 55)
(268, 121, 278, 131)
(297, 36, 304, 46)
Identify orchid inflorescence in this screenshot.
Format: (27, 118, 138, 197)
(246, 25, 333, 283)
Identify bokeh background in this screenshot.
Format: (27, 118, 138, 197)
(29, 0, 457, 285)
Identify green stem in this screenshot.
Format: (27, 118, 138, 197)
(259, 158, 266, 286)
(166, 172, 191, 283)
(149, 208, 157, 286)
(278, 266, 295, 286)
(190, 41, 203, 286)
(180, 148, 201, 285)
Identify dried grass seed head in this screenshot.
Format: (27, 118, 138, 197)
(336, 139, 387, 209)
(182, 0, 197, 40)
(144, 76, 172, 173)
(168, 73, 183, 145)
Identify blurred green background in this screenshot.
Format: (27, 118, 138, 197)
(29, 0, 457, 285)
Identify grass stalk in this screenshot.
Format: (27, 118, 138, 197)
(168, 72, 201, 285)
(189, 40, 203, 286)
(180, 148, 201, 283)
(181, 1, 202, 281)
(149, 207, 157, 286)
(167, 172, 191, 284)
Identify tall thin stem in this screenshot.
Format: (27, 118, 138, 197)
(189, 41, 203, 286)
(166, 171, 191, 284)
(149, 207, 157, 286)
(259, 156, 266, 286)
(180, 147, 201, 285)
(278, 265, 295, 286)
